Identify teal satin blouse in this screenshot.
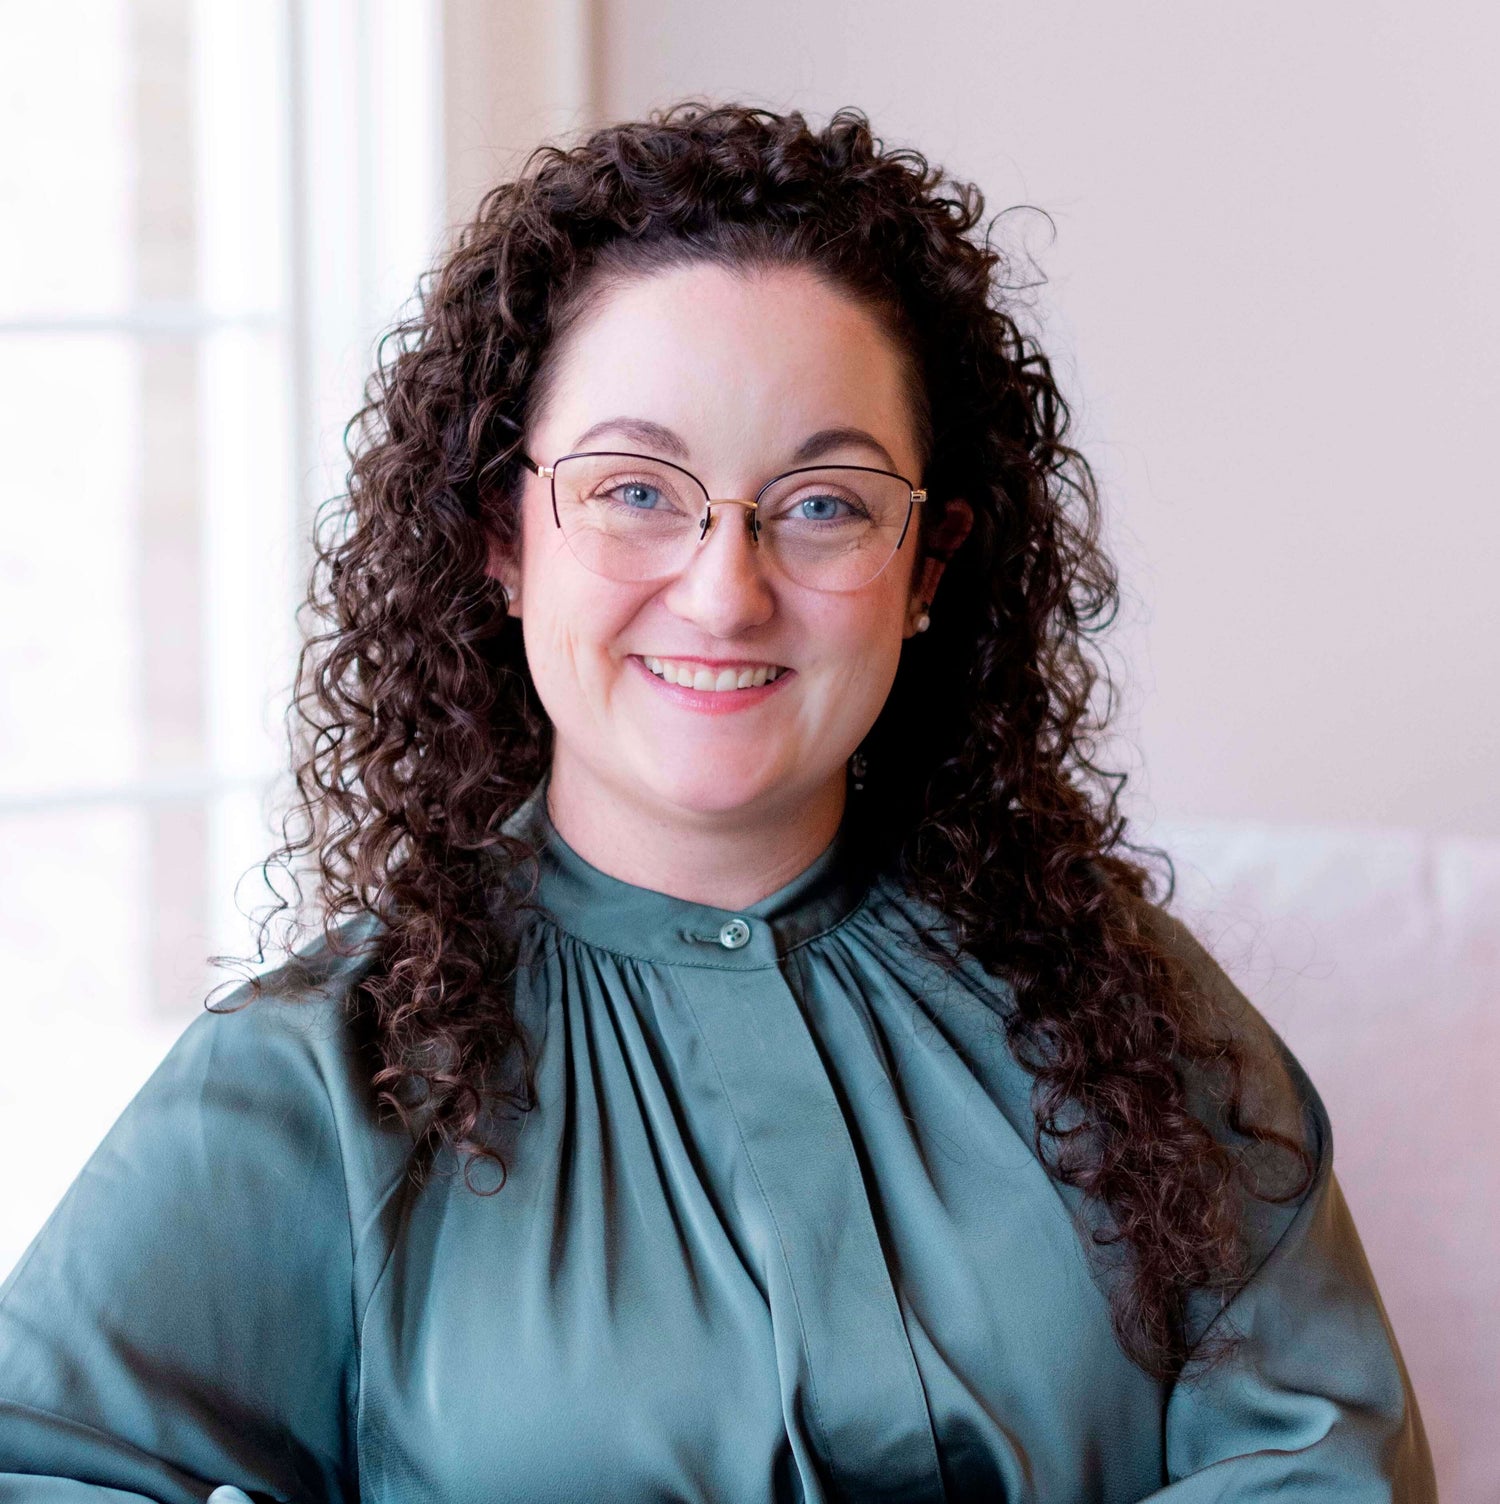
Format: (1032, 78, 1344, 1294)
(0, 781, 1435, 1501)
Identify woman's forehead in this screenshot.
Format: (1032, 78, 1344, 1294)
(534, 261, 923, 475)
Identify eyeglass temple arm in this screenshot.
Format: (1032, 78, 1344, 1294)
(494, 412, 546, 476)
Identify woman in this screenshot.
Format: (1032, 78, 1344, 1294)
(0, 103, 1434, 1501)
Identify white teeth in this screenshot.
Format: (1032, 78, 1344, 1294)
(639, 656, 786, 692)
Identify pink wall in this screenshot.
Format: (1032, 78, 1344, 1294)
(589, 0, 1500, 840)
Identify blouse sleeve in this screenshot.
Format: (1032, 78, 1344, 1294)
(0, 946, 405, 1504)
(1140, 907, 1437, 1501)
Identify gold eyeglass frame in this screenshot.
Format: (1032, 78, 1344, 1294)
(505, 428, 928, 583)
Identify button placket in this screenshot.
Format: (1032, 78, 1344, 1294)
(677, 961, 946, 1504)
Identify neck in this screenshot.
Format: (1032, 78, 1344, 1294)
(542, 756, 848, 911)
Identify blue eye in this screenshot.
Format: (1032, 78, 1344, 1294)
(615, 482, 662, 510)
(796, 493, 854, 521)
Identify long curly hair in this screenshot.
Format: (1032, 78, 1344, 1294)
(238, 101, 1312, 1382)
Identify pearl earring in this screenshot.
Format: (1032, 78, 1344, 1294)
(914, 608, 931, 633)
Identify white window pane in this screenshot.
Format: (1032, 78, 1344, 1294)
(201, 326, 297, 780)
(0, 0, 134, 320)
(192, 0, 288, 319)
(0, 804, 149, 1029)
(0, 335, 142, 793)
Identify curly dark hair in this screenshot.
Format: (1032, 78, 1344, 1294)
(235, 100, 1313, 1382)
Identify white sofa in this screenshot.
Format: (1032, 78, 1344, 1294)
(1156, 819, 1499, 1501)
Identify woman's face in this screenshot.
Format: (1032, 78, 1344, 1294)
(492, 260, 966, 831)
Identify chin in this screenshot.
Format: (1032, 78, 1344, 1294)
(655, 778, 779, 820)
(636, 758, 793, 821)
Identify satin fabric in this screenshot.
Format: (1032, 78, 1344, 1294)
(0, 779, 1435, 1501)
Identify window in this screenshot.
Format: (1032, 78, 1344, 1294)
(0, 0, 442, 1274)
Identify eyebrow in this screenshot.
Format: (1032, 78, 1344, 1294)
(569, 417, 690, 458)
(791, 426, 898, 471)
(567, 418, 900, 473)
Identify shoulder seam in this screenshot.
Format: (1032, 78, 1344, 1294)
(1182, 1068, 1332, 1364)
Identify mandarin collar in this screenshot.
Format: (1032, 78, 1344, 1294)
(498, 775, 878, 970)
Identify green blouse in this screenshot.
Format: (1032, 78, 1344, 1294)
(0, 780, 1435, 1501)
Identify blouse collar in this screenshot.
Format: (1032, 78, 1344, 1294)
(498, 774, 879, 971)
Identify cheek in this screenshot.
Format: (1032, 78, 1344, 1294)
(519, 548, 649, 707)
(811, 592, 908, 705)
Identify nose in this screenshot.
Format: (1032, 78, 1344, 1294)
(660, 500, 776, 635)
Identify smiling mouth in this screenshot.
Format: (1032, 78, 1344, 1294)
(635, 656, 789, 692)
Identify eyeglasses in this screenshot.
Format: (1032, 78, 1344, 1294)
(507, 435, 927, 593)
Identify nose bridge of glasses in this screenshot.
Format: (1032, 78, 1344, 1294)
(700, 495, 761, 542)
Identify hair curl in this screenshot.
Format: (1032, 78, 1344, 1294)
(234, 101, 1312, 1382)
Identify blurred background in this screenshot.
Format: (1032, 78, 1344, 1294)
(1, 1, 1495, 1495)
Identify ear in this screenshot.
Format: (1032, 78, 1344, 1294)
(905, 498, 973, 637)
(484, 529, 522, 617)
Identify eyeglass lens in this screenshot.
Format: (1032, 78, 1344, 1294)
(549, 453, 915, 592)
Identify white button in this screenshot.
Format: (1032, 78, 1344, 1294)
(718, 917, 751, 949)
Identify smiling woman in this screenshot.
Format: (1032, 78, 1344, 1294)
(488, 260, 969, 901)
(0, 103, 1436, 1501)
